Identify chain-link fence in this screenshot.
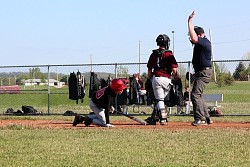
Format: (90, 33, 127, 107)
(0, 60, 249, 116)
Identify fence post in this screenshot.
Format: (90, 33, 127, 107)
(114, 63, 118, 78)
(188, 61, 191, 114)
(114, 63, 118, 114)
(47, 65, 51, 115)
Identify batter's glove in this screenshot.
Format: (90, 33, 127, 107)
(110, 106, 115, 113)
(106, 124, 115, 127)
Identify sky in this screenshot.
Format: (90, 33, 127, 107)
(1, 0, 250, 66)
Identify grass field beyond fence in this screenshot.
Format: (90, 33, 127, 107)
(1, 81, 249, 115)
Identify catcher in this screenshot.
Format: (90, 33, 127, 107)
(73, 78, 126, 127)
(146, 34, 178, 125)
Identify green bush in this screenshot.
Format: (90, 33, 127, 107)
(217, 72, 234, 87)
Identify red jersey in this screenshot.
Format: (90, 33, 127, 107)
(147, 49, 178, 78)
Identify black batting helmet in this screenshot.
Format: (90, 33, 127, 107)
(156, 34, 170, 49)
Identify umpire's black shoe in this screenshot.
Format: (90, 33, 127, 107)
(72, 114, 84, 126)
(192, 120, 208, 126)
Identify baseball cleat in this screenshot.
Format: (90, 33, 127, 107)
(84, 116, 93, 126)
(145, 117, 156, 125)
(72, 114, 84, 126)
(192, 120, 208, 126)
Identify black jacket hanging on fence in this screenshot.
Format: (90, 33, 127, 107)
(68, 71, 86, 104)
(99, 75, 113, 88)
(89, 72, 100, 98)
(129, 77, 140, 104)
(171, 78, 184, 106)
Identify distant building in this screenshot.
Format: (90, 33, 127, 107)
(24, 79, 65, 88)
(0, 85, 21, 94)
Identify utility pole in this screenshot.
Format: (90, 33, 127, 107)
(90, 55, 93, 72)
(209, 28, 217, 83)
(138, 40, 141, 76)
(172, 31, 175, 55)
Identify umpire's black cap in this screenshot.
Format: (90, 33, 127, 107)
(194, 26, 204, 35)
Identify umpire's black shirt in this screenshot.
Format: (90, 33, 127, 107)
(192, 36, 212, 72)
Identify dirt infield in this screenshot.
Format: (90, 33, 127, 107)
(1, 119, 250, 129)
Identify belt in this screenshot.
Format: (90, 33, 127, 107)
(154, 75, 167, 77)
(198, 67, 212, 71)
(153, 75, 170, 78)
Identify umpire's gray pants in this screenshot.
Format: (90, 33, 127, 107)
(191, 69, 212, 121)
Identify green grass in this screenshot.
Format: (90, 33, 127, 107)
(0, 118, 250, 167)
(204, 81, 250, 114)
(0, 81, 249, 115)
(206, 81, 250, 103)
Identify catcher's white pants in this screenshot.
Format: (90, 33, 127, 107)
(151, 76, 171, 110)
(88, 100, 106, 126)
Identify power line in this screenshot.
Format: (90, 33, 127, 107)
(213, 38, 250, 45)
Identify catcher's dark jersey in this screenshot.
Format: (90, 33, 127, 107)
(147, 49, 178, 78)
(91, 86, 116, 111)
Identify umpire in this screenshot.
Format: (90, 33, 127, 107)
(188, 11, 213, 126)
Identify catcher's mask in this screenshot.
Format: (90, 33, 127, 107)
(156, 34, 170, 49)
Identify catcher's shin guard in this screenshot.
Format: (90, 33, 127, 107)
(159, 109, 168, 120)
(159, 109, 168, 125)
(145, 104, 158, 125)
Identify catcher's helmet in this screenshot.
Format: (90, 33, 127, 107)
(156, 34, 170, 49)
(110, 79, 126, 91)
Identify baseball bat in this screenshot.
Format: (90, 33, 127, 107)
(116, 110, 147, 125)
